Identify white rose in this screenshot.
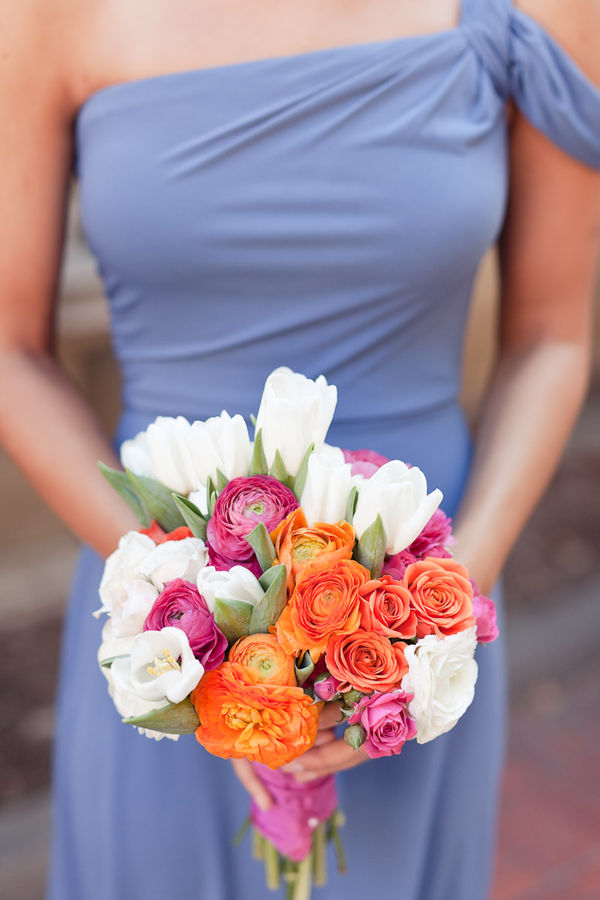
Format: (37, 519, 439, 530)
(196, 565, 264, 614)
(189, 411, 252, 484)
(98, 532, 159, 635)
(255, 367, 337, 476)
(402, 627, 478, 744)
(300, 450, 356, 525)
(120, 416, 200, 495)
(111, 627, 203, 705)
(98, 532, 208, 637)
(353, 460, 443, 555)
(141, 536, 208, 590)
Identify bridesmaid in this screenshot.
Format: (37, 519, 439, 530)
(1, 1, 599, 898)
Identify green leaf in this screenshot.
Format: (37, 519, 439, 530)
(206, 477, 217, 518)
(123, 697, 199, 734)
(291, 443, 315, 500)
(269, 449, 291, 487)
(250, 564, 287, 634)
(249, 429, 268, 476)
(215, 468, 229, 492)
(250, 414, 257, 428)
(345, 486, 359, 525)
(172, 494, 208, 540)
(124, 469, 186, 533)
(98, 654, 129, 668)
(245, 522, 277, 572)
(294, 651, 314, 686)
(213, 597, 253, 644)
(354, 514, 386, 578)
(343, 723, 366, 751)
(98, 461, 150, 527)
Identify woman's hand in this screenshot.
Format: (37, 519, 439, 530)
(282, 700, 368, 782)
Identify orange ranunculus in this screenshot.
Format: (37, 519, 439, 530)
(275, 558, 369, 660)
(359, 574, 418, 640)
(271, 508, 355, 589)
(403, 556, 475, 638)
(325, 629, 409, 693)
(190, 662, 319, 768)
(139, 521, 194, 543)
(229, 633, 296, 686)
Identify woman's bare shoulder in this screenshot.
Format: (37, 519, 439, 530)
(0, 0, 97, 113)
(516, 0, 600, 84)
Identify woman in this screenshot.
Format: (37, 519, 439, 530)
(1, 0, 599, 897)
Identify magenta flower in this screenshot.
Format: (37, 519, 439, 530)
(408, 508, 454, 558)
(383, 549, 418, 580)
(313, 675, 341, 702)
(206, 475, 298, 573)
(349, 691, 416, 759)
(143, 578, 227, 670)
(471, 581, 499, 644)
(342, 448, 389, 478)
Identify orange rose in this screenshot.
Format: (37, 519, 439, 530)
(271, 508, 355, 590)
(191, 662, 319, 769)
(275, 558, 369, 660)
(403, 556, 475, 638)
(229, 633, 296, 686)
(325, 629, 408, 693)
(359, 574, 417, 639)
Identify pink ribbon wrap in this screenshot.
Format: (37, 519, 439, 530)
(250, 764, 338, 862)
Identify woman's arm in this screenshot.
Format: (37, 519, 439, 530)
(277, 0, 600, 783)
(0, 3, 138, 558)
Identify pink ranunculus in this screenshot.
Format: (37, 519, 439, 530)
(383, 549, 418, 580)
(313, 675, 341, 702)
(206, 475, 298, 573)
(471, 581, 499, 644)
(408, 508, 455, 558)
(143, 578, 227, 670)
(348, 691, 416, 759)
(342, 448, 389, 478)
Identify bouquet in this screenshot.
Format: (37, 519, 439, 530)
(96, 367, 499, 899)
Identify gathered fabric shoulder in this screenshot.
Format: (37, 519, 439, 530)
(461, 0, 600, 167)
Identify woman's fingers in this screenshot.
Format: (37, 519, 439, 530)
(230, 758, 272, 811)
(317, 701, 344, 730)
(286, 738, 368, 782)
(313, 727, 337, 747)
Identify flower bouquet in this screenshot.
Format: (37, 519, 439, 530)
(96, 367, 498, 898)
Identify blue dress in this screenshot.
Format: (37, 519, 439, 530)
(48, 0, 600, 897)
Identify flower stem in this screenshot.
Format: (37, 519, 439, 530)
(292, 853, 312, 900)
(263, 840, 281, 890)
(312, 823, 327, 887)
(252, 827, 265, 861)
(329, 812, 347, 875)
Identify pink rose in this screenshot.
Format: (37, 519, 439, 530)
(313, 675, 341, 702)
(342, 448, 389, 478)
(143, 578, 227, 669)
(206, 475, 298, 573)
(471, 582, 499, 644)
(349, 691, 416, 759)
(408, 508, 454, 558)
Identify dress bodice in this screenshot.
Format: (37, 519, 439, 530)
(74, 0, 600, 512)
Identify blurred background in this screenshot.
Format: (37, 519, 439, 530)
(1, 190, 599, 899)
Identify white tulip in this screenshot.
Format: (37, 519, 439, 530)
(300, 450, 356, 525)
(255, 367, 337, 476)
(188, 487, 209, 517)
(98, 621, 179, 741)
(402, 627, 478, 744)
(196, 565, 264, 614)
(111, 627, 204, 705)
(98, 531, 208, 637)
(353, 460, 443, 555)
(189, 411, 252, 484)
(121, 416, 201, 495)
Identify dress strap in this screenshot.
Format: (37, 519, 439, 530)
(461, 0, 600, 168)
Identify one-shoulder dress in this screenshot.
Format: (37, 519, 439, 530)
(47, 0, 600, 897)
